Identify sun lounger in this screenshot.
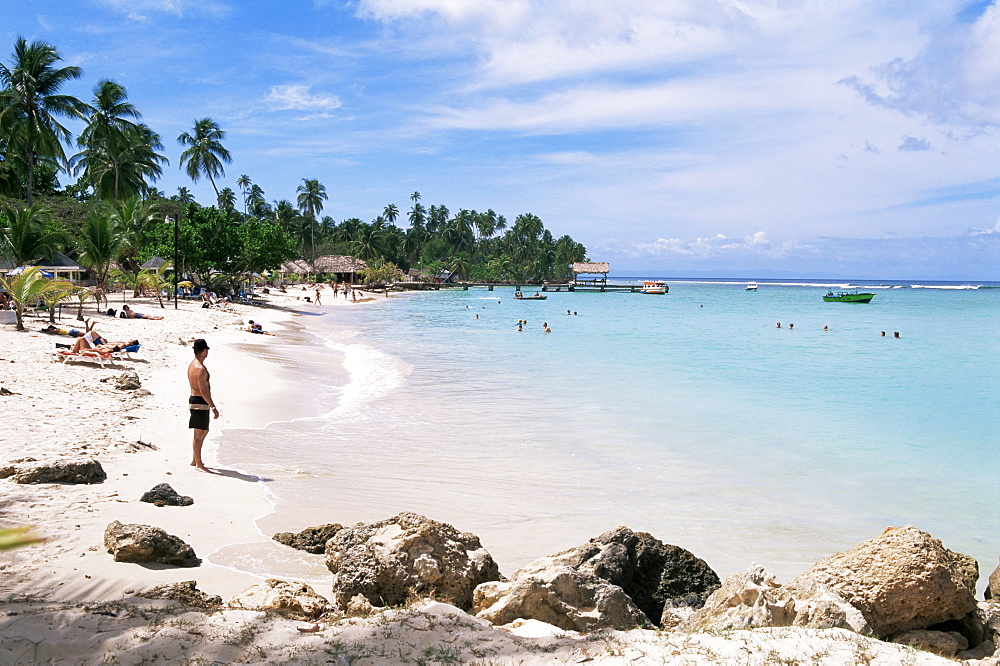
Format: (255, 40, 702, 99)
(109, 343, 141, 360)
(52, 349, 117, 368)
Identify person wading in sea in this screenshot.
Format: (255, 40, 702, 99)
(187, 339, 219, 473)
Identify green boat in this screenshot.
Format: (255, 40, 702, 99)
(823, 291, 875, 303)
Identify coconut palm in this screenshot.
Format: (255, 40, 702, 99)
(135, 260, 172, 308)
(175, 186, 195, 205)
(75, 122, 167, 201)
(296, 178, 327, 262)
(383, 203, 399, 225)
(177, 117, 231, 198)
(217, 186, 237, 212)
(0, 266, 60, 330)
(76, 210, 126, 291)
(39, 278, 76, 323)
(0, 201, 64, 266)
(72, 79, 138, 200)
(236, 174, 251, 214)
(0, 38, 87, 205)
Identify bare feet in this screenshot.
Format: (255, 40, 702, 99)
(190, 461, 214, 473)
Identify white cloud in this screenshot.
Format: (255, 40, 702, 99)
(265, 85, 342, 112)
(95, 0, 231, 20)
(898, 136, 931, 151)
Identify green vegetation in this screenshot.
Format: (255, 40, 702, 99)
(0, 36, 587, 296)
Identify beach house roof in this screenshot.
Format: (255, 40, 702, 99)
(572, 262, 610, 275)
(311, 254, 366, 273)
(139, 256, 168, 270)
(278, 260, 313, 274)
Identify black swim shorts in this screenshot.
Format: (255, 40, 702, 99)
(188, 395, 211, 430)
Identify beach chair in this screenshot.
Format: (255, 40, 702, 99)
(110, 342, 141, 361)
(52, 349, 117, 368)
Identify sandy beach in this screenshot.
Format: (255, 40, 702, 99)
(0, 287, 979, 663)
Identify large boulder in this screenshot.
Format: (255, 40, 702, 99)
(273, 523, 343, 554)
(791, 526, 978, 637)
(681, 564, 870, 633)
(228, 579, 330, 619)
(1, 459, 106, 484)
(474, 565, 650, 631)
(889, 629, 969, 658)
(324, 512, 502, 611)
(104, 520, 200, 567)
(140, 483, 194, 506)
(139, 581, 222, 608)
(114, 369, 142, 391)
(539, 526, 720, 625)
(987, 559, 1000, 600)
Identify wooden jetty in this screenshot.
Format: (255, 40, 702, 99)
(391, 261, 660, 293)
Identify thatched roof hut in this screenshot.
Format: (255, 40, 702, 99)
(571, 262, 610, 275)
(312, 255, 366, 274)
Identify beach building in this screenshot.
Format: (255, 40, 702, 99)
(571, 261, 610, 287)
(311, 255, 367, 283)
(0, 252, 86, 283)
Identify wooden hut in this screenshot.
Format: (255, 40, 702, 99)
(311, 255, 367, 283)
(571, 261, 610, 286)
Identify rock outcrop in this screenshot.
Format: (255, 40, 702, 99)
(890, 629, 969, 658)
(139, 581, 222, 608)
(140, 483, 193, 506)
(536, 526, 720, 625)
(325, 512, 502, 611)
(987, 559, 1000, 601)
(681, 564, 870, 634)
(0, 458, 106, 484)
(791, 526, 977, 637)
(104, 521, 200, 567)
(474, 564, 650, 632)
(273, 523, 342, 554)
(228, 579, 330, 619)
(114, 370, 142, 391)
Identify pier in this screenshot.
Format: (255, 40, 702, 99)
(392, 281, 655, 293)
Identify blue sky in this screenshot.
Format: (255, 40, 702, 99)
(4, 0, 1000, 279)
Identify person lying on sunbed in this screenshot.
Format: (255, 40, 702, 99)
(122, 305, 164, 320)
(71, 328, 107, 354)
(94, 338, 140, 353)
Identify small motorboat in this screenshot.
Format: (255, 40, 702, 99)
(823, 291, 875, 303)
(746, 282, 758, 291)
(640, 280, 668, 294)
(514, 292, 547, 300)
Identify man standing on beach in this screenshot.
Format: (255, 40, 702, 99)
(187, 338, 219, 473)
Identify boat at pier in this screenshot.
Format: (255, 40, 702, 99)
(640, 280, 668, 294)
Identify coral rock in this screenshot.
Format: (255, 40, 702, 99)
(228, 579, 330, 619)
(104, 520, 200, 567)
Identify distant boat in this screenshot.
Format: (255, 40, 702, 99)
(514, 292, 547, 300)
(640, 280, 668, 294)
(746, 282, 758, 291)
(823, 291, 875, 303)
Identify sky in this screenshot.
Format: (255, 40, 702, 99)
(4, 0, 1000, 279)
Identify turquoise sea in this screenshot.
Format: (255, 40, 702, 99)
(211, 278, 1000, 592)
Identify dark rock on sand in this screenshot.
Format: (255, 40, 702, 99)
(228, 579, 330, 619)
(273, 523, 342, 554)
(3, 459, 106, 484)
(139, 581, 222, 608)
(114, 370, 142, 391)
(140, 483, 193, 506)
(325, 512, 502, 612)
(104, 520, 200, 567)
(791, 525, 977, 637)
(543, 526, 720, 625)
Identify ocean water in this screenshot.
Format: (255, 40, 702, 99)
(212, 279, 1000, 592)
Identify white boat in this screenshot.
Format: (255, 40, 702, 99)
(746, 282, 758, 291)
(640, 280, 668, 294)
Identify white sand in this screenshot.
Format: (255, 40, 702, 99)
(0, 287, 958, 663)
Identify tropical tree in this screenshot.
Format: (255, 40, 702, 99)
(383, 203, 398, 225)
(0, 38, 87, 205)
(0, 266, 60, 330)
(76, 210, 126, 291)
(236, 174, 251, 214)
(358, 257, 402, 286)
(39, 278, 76, 323)
(71, 79, 147, 200)
(296, 178, 327, 262)
(0, 201, 64, 266)
(217, 186, 237, 212)
(177, 117, 231, 198)
(175, 186, 195, 205)
(135, 261, 172, 308)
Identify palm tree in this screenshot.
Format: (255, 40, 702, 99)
(75, 121, 167, 200)
(383, 203, 399, 225)
(72, 79, 138, 200)
(0, 201, 64, 266)
(135, 261, 172, 308)
(236, 174, 251, 215)
(217, 186, 237, 212)
(39, 279, 76, 323)
(247, 183, 266, 217)
(175, 186, 195, 205)
(76, 210, 126, 291)
(0, 38, 87, 205)
(177, 118, 231, 198)
(0, 266, 60, 330)
(296, 178, 327, 262)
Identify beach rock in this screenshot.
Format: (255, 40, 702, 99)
(140, 483, 193, 506)
(978, 602, 1000, 652)
(273, 523, 343, 554)
(228, 579, 330, 620)
(681, 565, 870, 634)
(139, 581, 222, 608)
(114, 370, 142, 391)
(345, 593, 378, 617)
(538, 526, 720, 625)
(325, 512, 502, 611)
(791, 525, 978, 637)
(890, 629, 969, 658)
(104, 520, 201, 567)
(7, 459, 106, 484)
(682, 564, 796, 631)
(473, 565, 650, 631)
(987, 560, 1000, 600)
